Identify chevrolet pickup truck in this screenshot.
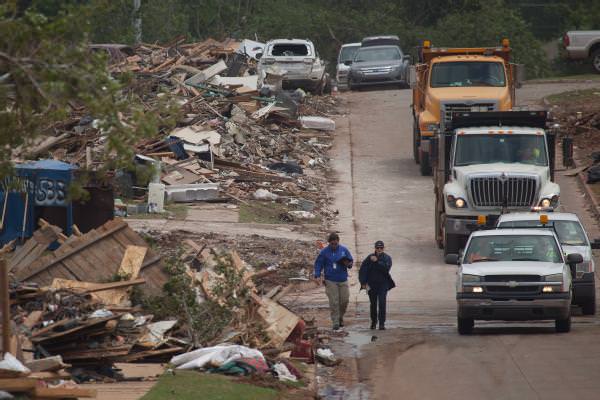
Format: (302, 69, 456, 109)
(448, 228, 582, 334)
(563, 31, 600, 73)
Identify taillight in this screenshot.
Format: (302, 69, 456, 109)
(563, 34, 570, 47)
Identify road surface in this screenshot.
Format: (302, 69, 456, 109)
(329, 82, 600, 400)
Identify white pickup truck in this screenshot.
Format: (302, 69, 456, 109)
(563, 31, 600, 73)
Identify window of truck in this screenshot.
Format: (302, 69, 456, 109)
(430, 61, 506, 87)
(464, 235, 562, 264)
(454, 134, 548, 167)
(339, 46, 360, 63)
(270, 44, 310, 57)
(498, 220, 588, 246)
(354, 47, 401, 62)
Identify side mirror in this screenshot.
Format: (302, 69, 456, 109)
(403, 54, 412, 64)
(513, 63, 525, 89)
(591, 239, 600, 250)
(256, 52, 263, 60)
(566, 253, 583, 265)
(408, 65, 417, 89)
(445, 254, 460, 265)
(344, 60, 353, 66)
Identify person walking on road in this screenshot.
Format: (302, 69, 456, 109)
(359, 240, 394, 330)
(314, 232, 354, 331)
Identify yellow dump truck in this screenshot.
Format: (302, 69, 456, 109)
(410, 39, 524, 175)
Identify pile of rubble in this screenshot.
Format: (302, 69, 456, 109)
(14, 37, 339, 224)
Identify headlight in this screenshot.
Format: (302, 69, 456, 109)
(447, 195, 467, 208)
(544, 273, 563, 282)
(539, 195, 559, 208)
(544, 273, 565, 292)
(540, 198, 551, 208)
(461, 274, 482, 293)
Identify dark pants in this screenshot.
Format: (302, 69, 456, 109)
(368, 288, 387, 325)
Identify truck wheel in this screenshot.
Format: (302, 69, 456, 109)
(444, 232, 461, 256)
(581, 296, 596, 315)
(592, 49, 600, 73)
(457, 317, 474, 335)
(555, 315, 571, 333)
(419, 150, 432, 176)
(413, 122, 420, 164)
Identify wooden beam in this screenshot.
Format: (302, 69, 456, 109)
(1, 258, 10, 354)
(33, 386, 97, 398)
(17, 220, 128, 281)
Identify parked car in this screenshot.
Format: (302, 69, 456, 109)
(361, 35, 402, 48)
(257, 39, 330, 94)
(336, 42, 360, 88)
(347, 39, 410, 89)
(563, 31, 600, 73)
(496, 212, 599, 315)
(448, 228, 580, 334)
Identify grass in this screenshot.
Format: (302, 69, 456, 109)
(140, 371, 279, 400)
(545, 88, 600, 105)
(239, 201, 321, 225)
(125, 203, 188, 220)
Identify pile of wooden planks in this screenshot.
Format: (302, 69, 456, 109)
(12, 218, 168, 295)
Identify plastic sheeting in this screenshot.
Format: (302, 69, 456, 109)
(169, 344, 265, 370)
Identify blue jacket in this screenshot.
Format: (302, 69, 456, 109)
(314, 245, 354, 282)
(359, 252, 393, 291)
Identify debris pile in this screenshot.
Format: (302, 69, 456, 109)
(13, 37, 339, 224)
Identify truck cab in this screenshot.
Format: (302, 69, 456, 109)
(448, 228, 581, 334)
(433, 111, 560, 255)
(411, 39, 523, 176)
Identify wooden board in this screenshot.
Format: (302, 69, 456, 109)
(252, 294, 300, 349)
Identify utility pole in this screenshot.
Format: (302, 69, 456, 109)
(133, 0, 142, 45)
(1, 258, 10, 355)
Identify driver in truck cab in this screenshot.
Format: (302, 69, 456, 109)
(517, 146, 542, 164)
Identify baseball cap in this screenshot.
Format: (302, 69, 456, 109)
(375, 240, 384, 248)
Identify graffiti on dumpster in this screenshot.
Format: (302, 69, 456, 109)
(1, 176, 67, 206)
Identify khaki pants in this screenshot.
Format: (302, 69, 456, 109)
(325, 280, 349, 326)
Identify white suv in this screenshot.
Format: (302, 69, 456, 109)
(257, 39, 329, 94)
(448, 229, 582, 334)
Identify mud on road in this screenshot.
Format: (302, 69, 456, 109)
(321, 81, 600, 400)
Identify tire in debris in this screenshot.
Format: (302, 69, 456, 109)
(592, 49, 600, 73)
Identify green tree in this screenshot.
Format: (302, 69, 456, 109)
(0, 1, 175, 179)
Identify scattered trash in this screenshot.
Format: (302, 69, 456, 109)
(299, 116, 336, 131)
(253, 189, 279, 201)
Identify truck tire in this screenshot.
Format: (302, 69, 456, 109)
(413, 122, 420, 164)
(457, 317, 474, 335)
(581, 295, 596, 315)
(592, 49, 600, 73)
(419, 150, 432, 176)
(555, 315, 571, 333)
(444, 232, 461, 256)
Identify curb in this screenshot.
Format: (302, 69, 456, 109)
(524, 79, 600, 85)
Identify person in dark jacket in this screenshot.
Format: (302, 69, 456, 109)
(359, 240, 393, 330)
(314, 232, 354, 330)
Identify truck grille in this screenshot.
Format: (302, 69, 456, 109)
(470, 176, 537, 207)
(442, 103, 495, 124)
(484, 275, 541, 295)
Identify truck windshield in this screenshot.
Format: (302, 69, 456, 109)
(498, 220, 588, 246)
(339, 46, 360, 62)
(454, 134, 547, 166)
(355, 47, 401, 62)
(431, 62, 506, 87)
(464, 235, 562, 264)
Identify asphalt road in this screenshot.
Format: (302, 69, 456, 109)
(333, 82, 600, 400)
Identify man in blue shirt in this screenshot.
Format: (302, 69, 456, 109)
(359, 240, 393, 330)
(314, 232, 354, 330)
